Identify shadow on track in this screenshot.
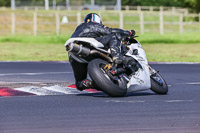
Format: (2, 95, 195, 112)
(76, 91, 156, 98)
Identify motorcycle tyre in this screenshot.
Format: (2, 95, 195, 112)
(88, 59, 127, 97)
(150, 73, 168, 95)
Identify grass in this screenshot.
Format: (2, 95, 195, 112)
(1, 33, 200, 44)
(143, 44, 200, 62)
(0, 34, 200, 62)
(0, 8, 200, 62)
(0, 42, 68, 61)
(137, 33, 200, 44)
(0, 35, 69, 44)
(0, 9, 199, 62)
(0, 42, 199, 62)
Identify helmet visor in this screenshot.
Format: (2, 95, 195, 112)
(92, 14, 101, 24)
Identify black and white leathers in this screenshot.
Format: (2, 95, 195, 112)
(71, 22, 130, 57)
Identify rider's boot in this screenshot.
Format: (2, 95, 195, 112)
(76, 79, 95, 91)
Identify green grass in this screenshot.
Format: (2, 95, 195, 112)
(0, 35, 69, 44)
(1, 33, 200, 44)
(0, 42, 68, 61)
(137, 33, 200, 44)
(0, 9, 199, 62)
(143, 44, 200, 62)
(0, 34, 200, 62)
(0, 42, 199, 62)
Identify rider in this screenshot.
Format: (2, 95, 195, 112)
(69, 13, 137, 91)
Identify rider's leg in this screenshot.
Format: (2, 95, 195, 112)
(95, 34, 112, 49)
(96, 34, 121, 57)
(69, 56, 94, 91)
(109, 35, 121, 57)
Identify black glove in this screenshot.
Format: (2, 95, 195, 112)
(129, 30, 136, 37)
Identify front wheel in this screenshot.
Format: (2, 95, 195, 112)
(88, 59, 127, 97)
(150, 72, 168, 95)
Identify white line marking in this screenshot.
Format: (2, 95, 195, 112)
(186, 82, 200, 85)
(165, 100, 193, 103)
(106, 100, 145, 103)
(150, 62, 200, 64)
(175, 82, 200, 85)
(0, 72, 73, 76)
(106, 99, 193, 104)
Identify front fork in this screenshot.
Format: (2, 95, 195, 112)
(148, 65, 158, 76)
(148, 65, 163, 86)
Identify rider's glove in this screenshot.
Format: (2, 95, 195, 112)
(129, 30, 136, 37)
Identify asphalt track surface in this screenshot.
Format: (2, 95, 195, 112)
(0, 62, 200, 133)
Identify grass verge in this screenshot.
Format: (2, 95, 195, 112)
(143, 44, 200, 62)
(1, 33, 200, 44)
(0, 33, 200, 62)
(0, 42, 68, 61)
(0, 42, 200, 62)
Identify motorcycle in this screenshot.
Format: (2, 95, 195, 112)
(65, 36, 168, 97)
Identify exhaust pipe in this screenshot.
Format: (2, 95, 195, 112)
(66, 43, 90, 57)
(90, 50, 113, 63)
(66, 42, 113, 62)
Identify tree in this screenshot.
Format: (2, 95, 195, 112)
(122, 0, 185, 7)
(0, 0, 10, 7)
(196, 0, 200, 12)
(0, 0, 199, 12)
(121, 0, 200, 12)
(185, 0, 200, 12)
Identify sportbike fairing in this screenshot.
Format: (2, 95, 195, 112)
(126, 42, 151, 92)
(65, 37, 151, 92)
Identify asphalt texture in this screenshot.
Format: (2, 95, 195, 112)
(0, 62, 200, 133)
(0, 61, 74, 83)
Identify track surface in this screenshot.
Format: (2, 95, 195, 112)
(0, 62, 200, 133)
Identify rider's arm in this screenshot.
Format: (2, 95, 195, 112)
(111, 28, 131, 36)
(88, 23, 134, 37)
(94, 24, 112, 35)
(96, 25, 131, 37)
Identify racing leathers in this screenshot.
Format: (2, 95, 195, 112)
(69, 22, 133, 91)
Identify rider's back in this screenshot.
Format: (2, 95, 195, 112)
(71, 22, 111, 38)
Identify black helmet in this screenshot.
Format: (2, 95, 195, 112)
(84, 13, 102, 24)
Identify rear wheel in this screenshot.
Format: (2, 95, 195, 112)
(88, 59, 127, 97)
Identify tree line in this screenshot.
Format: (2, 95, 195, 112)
(0, 0, 199, 12)
(122, 0, 200, 12)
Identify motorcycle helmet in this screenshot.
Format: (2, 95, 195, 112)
(84, 13, 102, 24)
